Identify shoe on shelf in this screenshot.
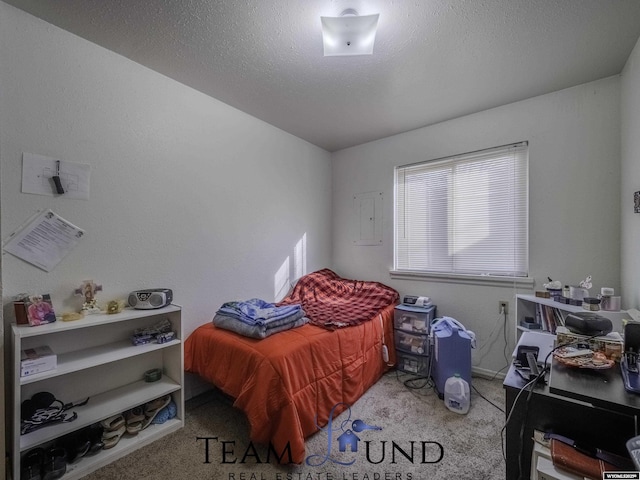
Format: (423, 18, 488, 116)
(102, 424, 126, 449)
(142, 395, 171, 429)
(42, 447, 67, 480)
(151, 400, 177, 425)
(21, 447, 44, 480)
(124, 406, 145, 435)
(59, 429, 91, 464)
(100, 413, 125, 431)
(86, 423, 105, 454)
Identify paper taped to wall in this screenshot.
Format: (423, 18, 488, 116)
(3, 210, 85, 272)
(22, 152, 90, 199)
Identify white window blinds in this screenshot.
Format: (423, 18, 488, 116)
(394, 142, 528, 277)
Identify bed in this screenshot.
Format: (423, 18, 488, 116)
(184, 269, 399, 464)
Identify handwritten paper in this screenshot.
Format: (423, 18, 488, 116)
(22, 152, 91, 200)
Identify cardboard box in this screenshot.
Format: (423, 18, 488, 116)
(21, 345, 57, 377)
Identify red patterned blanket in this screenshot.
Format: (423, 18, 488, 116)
(278, 269, 399, 329)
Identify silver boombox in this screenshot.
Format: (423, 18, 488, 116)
(127, 289, 173, 309)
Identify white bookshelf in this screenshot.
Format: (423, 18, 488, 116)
(10, 305, 184, 480)
(515, 294, 628, 342)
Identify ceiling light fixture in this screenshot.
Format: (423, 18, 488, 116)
(321, 9, 379, 57)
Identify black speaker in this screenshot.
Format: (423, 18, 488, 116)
(625, 322, 640, 353)
(564, 312, 612, 336)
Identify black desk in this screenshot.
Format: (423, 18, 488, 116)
(549, 361, 640, 415)
(503, 361, 639, 480)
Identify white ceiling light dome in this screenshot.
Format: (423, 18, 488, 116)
(321, 9, 380, 57)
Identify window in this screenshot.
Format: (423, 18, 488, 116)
(394, 142, 528, 278)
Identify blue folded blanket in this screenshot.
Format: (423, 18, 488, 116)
(217, 298, 303, 326)
(213, 311, 308, 339)
(213, 298, 308, 339)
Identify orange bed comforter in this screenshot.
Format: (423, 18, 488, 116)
(184, 302, 397, 464)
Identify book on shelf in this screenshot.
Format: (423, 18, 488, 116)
(534, 304, 565, 334)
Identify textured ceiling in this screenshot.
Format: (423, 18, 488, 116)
(5, 0, 640, 152)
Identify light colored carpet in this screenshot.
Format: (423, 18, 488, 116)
(83, 372, 506, 480)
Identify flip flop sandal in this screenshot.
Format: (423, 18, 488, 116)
(124, 407, 145, 435)
(100, 414, 125, 431)
(102, 424, 126, 449)
(142, 395, 171, 429)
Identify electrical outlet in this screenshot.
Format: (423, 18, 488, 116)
(499, 301, 509, 315)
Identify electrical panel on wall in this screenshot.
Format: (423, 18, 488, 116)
(353, 191, 383, 246)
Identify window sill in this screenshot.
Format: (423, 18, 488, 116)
(389, 270, 535, 288)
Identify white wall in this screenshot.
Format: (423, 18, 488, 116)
(621, 37, 640, 310)
(1, 1, 634, 384)
(0, 4, 332, 354)
(332, 77, 622, 375)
